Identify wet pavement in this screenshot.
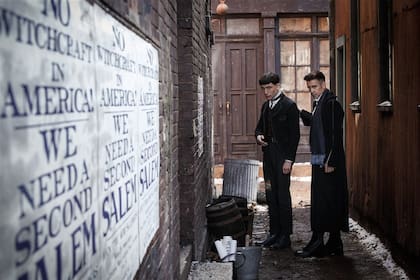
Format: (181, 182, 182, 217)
(252, 180, 406, 280)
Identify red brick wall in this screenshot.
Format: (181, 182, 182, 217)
(177, 0, 214, 260)
(99, 0, 213, 278)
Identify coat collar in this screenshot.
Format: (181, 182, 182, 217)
(319, 89, 335, 105)
(265, 93, 286, 117)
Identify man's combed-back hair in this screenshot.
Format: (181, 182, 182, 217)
(303, 71, 325, 82)
(259, 72, 280, 85)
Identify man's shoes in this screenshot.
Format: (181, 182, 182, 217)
(325, 239, 344, 256)
(270, 235, 291, 250)
(325, 244, 343, 256)
(302, 232, 317, 251)
(255, 234, 278, 247)
(294, 238, 325, 258)
(325, 232, 344, 256)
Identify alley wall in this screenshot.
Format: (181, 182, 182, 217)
(333, 0, 420, 277)
(0, 0, 213, 279)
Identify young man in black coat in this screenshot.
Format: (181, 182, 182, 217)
(255, 72, 300, 249)
(295, 71, 349, 258)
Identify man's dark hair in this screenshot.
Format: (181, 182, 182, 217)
(259, 72, 280, 85)
(304, 71, 325, 82)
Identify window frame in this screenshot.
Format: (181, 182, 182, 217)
(349, 0, 362, 113)
(376, 0, 393, 113)
(275, 14, 329, 99)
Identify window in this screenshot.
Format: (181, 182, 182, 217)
(349, 0, 361, 113)
(336, 35, 346, 143)
(377, 0, 393, 112)
(318, 17, 329, 32)
(277, 16, 329, 112)
(336, 36, 346, 108)
(279, 17, 311, 33)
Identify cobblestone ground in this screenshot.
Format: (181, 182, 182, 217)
(253, 180, 399, 280)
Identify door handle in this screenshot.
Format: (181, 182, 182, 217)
(417, 104, 420, 112)
(226, 101, 230, 116)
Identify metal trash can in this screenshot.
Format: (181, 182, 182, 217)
(222, 159, 260, 202)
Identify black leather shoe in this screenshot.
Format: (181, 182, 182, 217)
(270, 235, 291, 250)
(294, 238, 325, 258)
(301, 234, 317, 251)
(325, 240, 343, 256)
(255, 234, 278, 247)
(325, 245, 343, 256)
(325, 233, 343, 256)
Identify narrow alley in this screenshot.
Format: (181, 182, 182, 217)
(253, 171, 408, 280)
(191, 163, 410, 279)
(1, 1, 419, 279)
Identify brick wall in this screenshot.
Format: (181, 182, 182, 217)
(99, 0, 212, 278)
(177, 0, 213, 260)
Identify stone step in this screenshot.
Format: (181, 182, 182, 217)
(188, 261, 233, 280)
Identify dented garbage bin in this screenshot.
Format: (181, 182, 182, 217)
(222, 159, 260, 202)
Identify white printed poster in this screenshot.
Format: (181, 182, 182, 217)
(0, 1, 99, 279)
(94, 5, 159, 280)
(197, 76, 204, 157)
(0, 1, 160, 279)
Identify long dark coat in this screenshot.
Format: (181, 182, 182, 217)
(255, 94, 300, 235)
(301, 90, 349, 233)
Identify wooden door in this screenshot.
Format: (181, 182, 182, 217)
(224, 42, 264, 161)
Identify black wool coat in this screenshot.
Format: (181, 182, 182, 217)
(300, 90, 349, 232)
(255, 95, 300, 162)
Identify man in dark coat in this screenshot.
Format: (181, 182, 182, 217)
(295, 71, 349, 258)
(255, 72, 300, 249)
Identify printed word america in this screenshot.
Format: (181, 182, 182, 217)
(0, 82, 94, 118)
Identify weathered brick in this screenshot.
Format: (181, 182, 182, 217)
(98, 0, 212, 278)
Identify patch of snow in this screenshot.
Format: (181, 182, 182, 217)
(293, 162, 311, 166)
(291, 176, 312, 182)
(349, 218, 409, 280)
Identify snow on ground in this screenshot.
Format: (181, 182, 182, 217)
(291, 176, 312, 182)
(349, 218, 409, 279)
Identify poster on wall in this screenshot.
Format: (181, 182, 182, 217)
(94, 5, 159, 279)
(0, 1, 99, 279)
(197, 76, 204, 157)
(0, 1, 160, 279)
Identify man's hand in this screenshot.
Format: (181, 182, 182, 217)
(282, 161, 292, 174)
(256, 135, 268, 146)
(324, 163, 335, 173)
